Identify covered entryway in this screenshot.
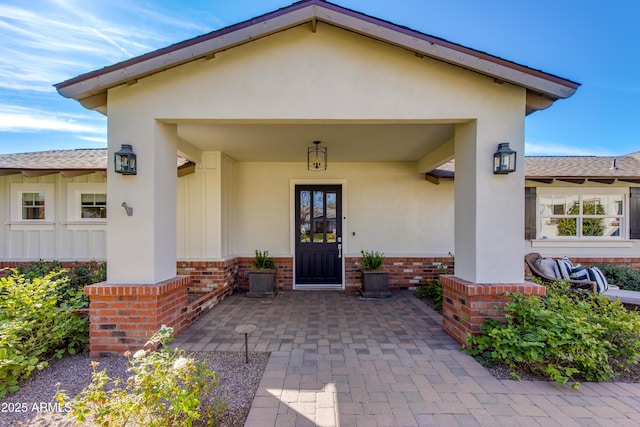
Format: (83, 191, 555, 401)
(295, 185, 342, 288)
(55, 0, 579, 355)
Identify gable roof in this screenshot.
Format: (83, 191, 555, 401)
(55, 0, 579, 115)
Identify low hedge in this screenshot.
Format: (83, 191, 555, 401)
(593, 263, 640, 292)
(466, 281, 640, 388)
(0, 260, 105, 397)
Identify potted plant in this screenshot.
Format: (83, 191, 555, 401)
(359, 250, 390, 298)
(247, 250, 277, 298)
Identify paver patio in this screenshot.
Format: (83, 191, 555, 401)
(172, 290, 640, 426)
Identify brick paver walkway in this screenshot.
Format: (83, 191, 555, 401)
(172, 291, 640, 426)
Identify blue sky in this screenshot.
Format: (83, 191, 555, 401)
(0, 0, 638, 156)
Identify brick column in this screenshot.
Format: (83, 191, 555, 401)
(85, 276, 191, 357)
(441, 275, 546, 346)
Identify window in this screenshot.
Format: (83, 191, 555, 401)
(81, 193, 107, 218)
(537, 190, 626, 239)
(22, 192, 46, 220)
(11, 183, 54, 224)
(67, 183, 107, 223)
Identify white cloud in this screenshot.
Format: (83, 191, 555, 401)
(525, 141, 616, 157)
(0, 105, 105, 135)
(76, 135, 107, 144)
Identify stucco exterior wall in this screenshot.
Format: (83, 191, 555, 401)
(229, 161, 455, 258)
(0, 172, 106, 261)
(104, 21, 531, 284)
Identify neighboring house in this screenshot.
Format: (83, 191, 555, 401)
(11, 0, 597, 352)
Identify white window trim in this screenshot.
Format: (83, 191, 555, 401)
(66, 183, 107, 225)
(10, 183, 55, 229)
(534, 187, 629, 243)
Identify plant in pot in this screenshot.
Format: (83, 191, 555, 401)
(359, 250, 390, 298)
(247, 250, 277, 298)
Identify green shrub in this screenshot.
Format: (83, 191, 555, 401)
(416, 261, 450, 312)
(251, 250, 275, 270)
(359, 250, 385, 271)
(416, 279, 443, 311)
(15, 260, 106, 308)
(593, 263, 640, 292)
(57, 326, 226, 426)
(0, 272, 89, 397)
(466, 280, 640, 388)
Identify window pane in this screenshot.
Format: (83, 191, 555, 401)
(81, 193, 95, 204)
(81, 193, 107, 218)
(604, 217, 622, 237)
(300, 191, 311, 243)
(326, 192, 336, 243)
(313, 191, 324, 243)
(555, 217, 577, 237)
(22, 192, 45, 220)
(539, 194, 579, 216)
(582, 196, 605, 216)
(582, 217, 605, 236)
(586, 194, 623, 216)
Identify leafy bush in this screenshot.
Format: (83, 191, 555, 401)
(593, 263, 640, 292)
(359, 250, 385, 271)
(0, 272, 89, 397)
(57, 326, 226, 426)
(466, 280, 640, 388)
(15, 260, 106, 308)
(416, 279, 443, 311)
(251, 250, 275, 270)
(416, 261, 450, 312)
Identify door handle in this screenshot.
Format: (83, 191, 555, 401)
(338, 243, 342, 259)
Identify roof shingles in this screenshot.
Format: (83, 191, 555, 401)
(0, 149, 107, 170)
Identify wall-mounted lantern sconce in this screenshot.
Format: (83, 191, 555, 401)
(308, 140, 327, 171)
(114, 144, 137, 175)
(493, 143, 516, 174)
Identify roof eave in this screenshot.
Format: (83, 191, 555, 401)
(55, 0, 579, 113)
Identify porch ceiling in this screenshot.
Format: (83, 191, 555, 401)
(175, 122, 454, 162)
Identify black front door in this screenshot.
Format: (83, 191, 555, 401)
(295, 185, 342, 287)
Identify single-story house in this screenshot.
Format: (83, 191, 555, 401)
(6, 0, 635, 353)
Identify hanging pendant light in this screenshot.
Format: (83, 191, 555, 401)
(308, 140, 327, 171)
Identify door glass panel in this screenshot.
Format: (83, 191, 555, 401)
(326, 192, 337, 242)
(313, 191, 324, 243)
(300, 191, 311, 243)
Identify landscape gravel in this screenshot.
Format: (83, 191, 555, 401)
(0, 351, 269, 427)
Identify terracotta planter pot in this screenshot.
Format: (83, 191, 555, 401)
(360, 270, 390, 298)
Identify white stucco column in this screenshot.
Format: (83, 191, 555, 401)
(454, 119, 525, 283)
(106, 121, 178, 284)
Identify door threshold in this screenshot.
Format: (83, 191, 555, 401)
(294, 284, 344, 290)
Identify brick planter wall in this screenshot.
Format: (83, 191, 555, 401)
(345, 257, 454, 292)
(84, 276, 191, 357)
(441, 275, 546, 346)
(177, 259, 238, 293)
(237, 257, 294, 291)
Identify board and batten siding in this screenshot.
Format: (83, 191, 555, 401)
(1, 172, 107, 261)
